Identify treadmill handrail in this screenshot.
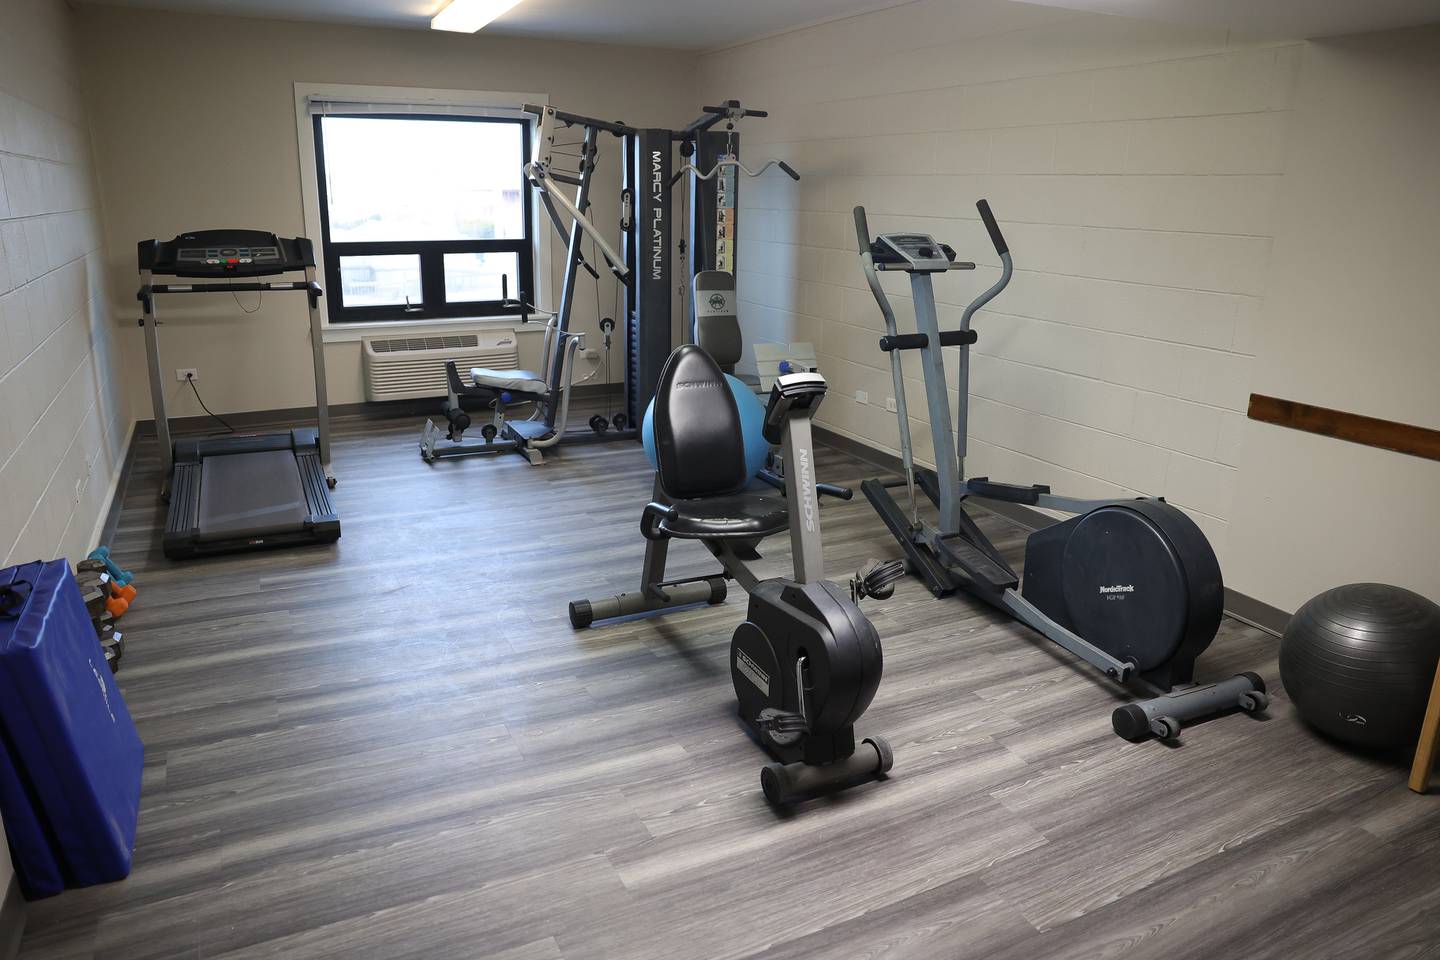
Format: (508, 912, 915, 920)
(139, 281, 323, 298)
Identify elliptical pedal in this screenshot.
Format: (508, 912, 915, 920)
(966, 477, 1051, 505)
(861, 479, 958, 598)
(933, 533, 1019, 593)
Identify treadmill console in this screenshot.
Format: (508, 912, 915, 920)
(873, 233, 956, 273)
(138, 230, 315, 279)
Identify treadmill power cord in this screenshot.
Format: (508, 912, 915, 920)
(229, 278, 263, 315)
(186, 373, 236, 435)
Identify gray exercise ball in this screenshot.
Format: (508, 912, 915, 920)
(1280, 583, 1440, 748)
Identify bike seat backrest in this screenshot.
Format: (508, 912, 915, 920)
(654, 344, 749, 500)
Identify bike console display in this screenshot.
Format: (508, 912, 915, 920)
(138, 230, 315, 279)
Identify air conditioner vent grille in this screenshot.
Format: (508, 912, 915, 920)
(361, 330, 517, 401)
(369, 334, 481, 353)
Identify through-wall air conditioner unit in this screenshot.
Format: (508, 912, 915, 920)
(361, 330, 519, 401)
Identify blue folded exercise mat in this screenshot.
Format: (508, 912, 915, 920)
(0, 559, 144, 899)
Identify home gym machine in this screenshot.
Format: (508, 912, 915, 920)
(853, 201, 1268, 742)
(673, 102, 799, 375)
(421, 102, 665, 464)
(421, 100, 794, 463)
(137, 231, 340, 559)
(569, 345, 897, 804)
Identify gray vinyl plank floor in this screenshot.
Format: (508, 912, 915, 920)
(15, 410, 1439, 960)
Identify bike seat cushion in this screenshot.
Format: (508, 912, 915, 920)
(653, 344, 749, 499)
(470, 366, 548, 395)
(660, 490, 790, 540)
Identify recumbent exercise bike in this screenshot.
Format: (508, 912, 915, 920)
(570, 345, 897, 804)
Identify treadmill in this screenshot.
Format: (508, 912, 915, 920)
(138, 230, 341, 559)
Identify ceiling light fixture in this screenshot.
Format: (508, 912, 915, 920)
(430, 0, 525, 33)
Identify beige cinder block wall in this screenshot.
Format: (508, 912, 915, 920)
(74, 4, 697, 422)
(696, 0, 1297, 570)
(1225, 25, 1440, 612)
(698, 0, 1440, 608)
(0, 0, 128, 567)
(1, 0, 129, 933)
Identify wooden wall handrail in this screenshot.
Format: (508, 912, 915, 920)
(1248, 394, 1440, 462)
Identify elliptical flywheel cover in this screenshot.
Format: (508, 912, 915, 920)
(1058, 505, 1192, 672)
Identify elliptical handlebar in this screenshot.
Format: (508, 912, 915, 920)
(853, 204, 919, 521)
(852, 206, 895, 317)
(960, 198, 1014, 333)
(852, 205, 872, 255)
(976, 199, 1008, 256)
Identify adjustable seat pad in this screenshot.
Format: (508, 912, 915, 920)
(653, 345, 789, 541)
(470, 366, 548, 395)
(693, 270, 742, 371)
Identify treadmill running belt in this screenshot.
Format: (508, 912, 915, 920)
(197, 449, 308, 542)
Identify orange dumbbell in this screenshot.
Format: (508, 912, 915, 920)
(106, 584, 135, 618)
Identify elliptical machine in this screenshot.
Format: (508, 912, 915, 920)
(569, 345, 894, 804)
(853, 200, 1268, 742)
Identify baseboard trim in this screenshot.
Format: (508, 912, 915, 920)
(134, 399, 444, 437)
(815, 425, 901, 474)
(133, 384, 619, 437)
(814, 425, 1290, 631)
(1222, 590, 1290, 638)
(0, 873, 24, 960)
(92, 419, 138, 552)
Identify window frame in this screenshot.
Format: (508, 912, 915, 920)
(312, 111, 534, 324)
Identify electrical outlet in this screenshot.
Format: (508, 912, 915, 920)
(856, 390, 869, 405)
(176, 368, 198, 382)
(886, 397, 898, 413)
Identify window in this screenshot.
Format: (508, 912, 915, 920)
(313, 113, 532, 323)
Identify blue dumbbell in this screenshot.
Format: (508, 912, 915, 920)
(86, 546, 134, 588)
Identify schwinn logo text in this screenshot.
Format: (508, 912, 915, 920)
(673, 380, 721, 390)
(797, 449, 815, 532)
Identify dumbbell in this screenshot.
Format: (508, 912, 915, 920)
(107, 584, 137, 618)
(100, 629, 124, 673)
